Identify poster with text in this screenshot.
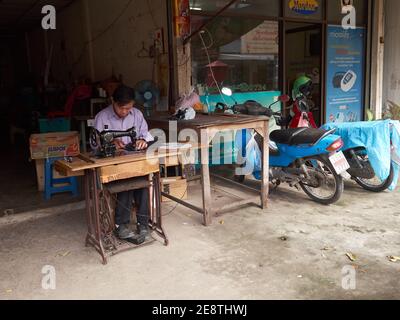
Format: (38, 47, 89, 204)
(326, 25, 365, 124)
(241, 21, 279, 55)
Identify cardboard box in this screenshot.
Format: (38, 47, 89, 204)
(161, 178, 188, 202)
(30, 131, 80, 160)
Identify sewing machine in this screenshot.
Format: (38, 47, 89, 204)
(90, 127, 138, 158)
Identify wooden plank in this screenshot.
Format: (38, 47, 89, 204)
(55, 142, 204, 172)
(99, 160, 160, 184)
(210, 174, 260, 194)
(77, 153, 95, 164)
(147, 113, 270, 131)
(215, 196, 261, 216)
(161, 192, 204, 214)
(55, 152, 169, 172)
(54, 161, 84, 177)
(206, 120, 267, 140)
(55, 157, 95, 172)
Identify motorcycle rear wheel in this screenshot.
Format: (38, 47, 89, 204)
(354, 164, 394, 192)
(349, 148, 394, 192)
(299, 156, 344, 205)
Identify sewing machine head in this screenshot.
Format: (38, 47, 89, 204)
(90, 127, 137, 158)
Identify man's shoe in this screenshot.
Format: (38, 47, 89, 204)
(138, 224, 152, 241)
(115, 224, 135, 240)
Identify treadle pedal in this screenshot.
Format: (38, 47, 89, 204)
(126, 234, 146, 245)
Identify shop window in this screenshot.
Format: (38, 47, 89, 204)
(327, 0, 367, 26)
(284, 0, 324, 21)
(190, 16, 280, 111)
(189, 0, 280, 17)
(285, 22, 322, 125)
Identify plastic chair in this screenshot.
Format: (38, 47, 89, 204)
(47, 85, 92, 118)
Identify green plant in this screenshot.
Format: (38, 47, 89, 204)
(383, 100, 400, 120)
(366, 109, 374, 121)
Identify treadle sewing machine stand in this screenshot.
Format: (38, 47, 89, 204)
(84, 169, 166, 265)
(54, 149, 192, 264)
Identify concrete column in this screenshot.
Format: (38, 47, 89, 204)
(370, 0, 385, 120)
(176, 41, 192, 97)
(172, 0, 192, 99)
(383, 0, 400, 108)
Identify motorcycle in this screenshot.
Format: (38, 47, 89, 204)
(288, 97, 395, 193)
(216, 89, 349, 205)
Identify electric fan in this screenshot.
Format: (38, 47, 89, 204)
(134, 80, 160, 116)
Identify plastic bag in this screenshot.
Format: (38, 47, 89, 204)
(235, 130, 262, 177)
(176, 90, 200, 110)
(174, 89, 200, 120)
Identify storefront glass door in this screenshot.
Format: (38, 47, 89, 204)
(285, 22, 322, 126)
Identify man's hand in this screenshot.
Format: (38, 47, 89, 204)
(113, 139, 126, 150)
(136, 139, 148, 151)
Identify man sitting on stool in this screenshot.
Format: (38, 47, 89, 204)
(94, 85, 153, 242)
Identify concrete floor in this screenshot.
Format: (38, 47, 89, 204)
(0, 147, 83, 216)
(0, 176, 400, 300)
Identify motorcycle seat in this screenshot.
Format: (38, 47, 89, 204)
(270, 128, 335, 146)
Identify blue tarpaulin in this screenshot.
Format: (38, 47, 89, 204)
(322, 120, 400, 191)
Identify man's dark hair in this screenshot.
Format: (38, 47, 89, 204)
(113, 85, 136, 106)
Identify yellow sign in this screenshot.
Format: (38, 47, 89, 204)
(289, 0, 319, 15)
(174, 0, 190, 38)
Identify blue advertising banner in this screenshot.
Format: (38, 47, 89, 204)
(326, 26, 366, 124)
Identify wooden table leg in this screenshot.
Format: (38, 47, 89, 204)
(200, 129, 212, 226)
(261, 121, 269, 209)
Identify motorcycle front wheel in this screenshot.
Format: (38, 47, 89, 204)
(299, 156, 344, 205)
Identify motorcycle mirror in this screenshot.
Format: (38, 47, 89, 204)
(264, 108, 274, 117)
(221, 87, 233, 97)
(279, 94, 291, 103)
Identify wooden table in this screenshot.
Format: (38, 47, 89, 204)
(147, 113, 270, 226)
(55, 149, 189, 264)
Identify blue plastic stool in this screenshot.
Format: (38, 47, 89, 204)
(44, 158, 79, 200)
